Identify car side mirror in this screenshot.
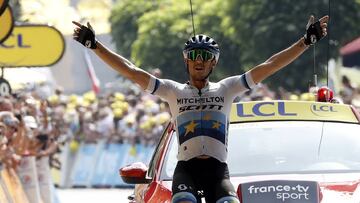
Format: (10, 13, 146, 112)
(119, 162, 152, 184)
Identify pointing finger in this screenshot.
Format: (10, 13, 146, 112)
(319, 15, 329, 24)
(72, 21, 82, 27)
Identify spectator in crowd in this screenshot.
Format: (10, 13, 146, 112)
(340, 75, 356, 104)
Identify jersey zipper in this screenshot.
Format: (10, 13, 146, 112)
(198, 88, 205, 154)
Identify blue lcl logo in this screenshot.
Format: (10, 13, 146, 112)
(0, 34, 31, 48)
(312, 105, 337, 112)
(236, 102, 297, 117)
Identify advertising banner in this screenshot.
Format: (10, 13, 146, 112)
(0, 25, 65, 67)
(1, 168, 30, 203)
(0, 6, 13, 43)
(70, 143, 102, 187)
(0, 77, 11, 96)
(36, 157, 52, 203)
(17, 157, 42, 203)
(90, 143, 125, 187)
(231, 101, 358, 123)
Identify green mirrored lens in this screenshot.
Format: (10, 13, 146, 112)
(187, 49, 214, 61)
(200, 50, 207, 60)
(205, 51, 213, 61)
(188, 50, 195, 60)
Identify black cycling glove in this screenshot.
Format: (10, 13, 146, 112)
(74, 23, 97, 49)
(304, 18, 324, 46)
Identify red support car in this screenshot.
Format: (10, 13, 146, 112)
(121, 100, 360, 203)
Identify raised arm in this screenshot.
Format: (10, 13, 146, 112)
(72, 21, 152, 90)
(249, 15, 329, 84)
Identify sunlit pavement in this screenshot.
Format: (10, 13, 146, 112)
(57, 188, 133, 203)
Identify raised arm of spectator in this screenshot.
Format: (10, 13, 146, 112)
(0, 112, 26, 155)
(72, 21, 153, 90)
(37, 141, 58, 157)
(0, 123, 8, 161)
(40, 100, 49, 130)
(249, 15, 329, 84)
(10, 118, 27, 155)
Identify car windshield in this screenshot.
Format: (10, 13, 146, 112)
(160, 121, 360, 180)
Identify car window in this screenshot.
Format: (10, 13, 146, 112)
(317, 122, 360, 169)
(160, 132, 178, 180)
(159, 121, 360, 180)
(228, 121, 360, 175)
(147, 122, 173, 179)
(227, 121, 323, 175)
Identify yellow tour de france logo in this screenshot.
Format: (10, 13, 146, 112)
(0, 25, 65, 67)
(0, 6, 14, 43)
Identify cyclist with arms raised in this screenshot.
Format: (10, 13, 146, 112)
(72, 15, 328, 203)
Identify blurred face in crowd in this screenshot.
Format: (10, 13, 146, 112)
(0, 98, 13, 112)
(0, 123, 8, 145)
(2, 114, 18, 139)
(25, 98, 38, 116)
(13, 101, 23, 113)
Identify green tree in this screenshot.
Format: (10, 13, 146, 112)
(8, 0, 21, 20)
(217, 0, 360, 91)
(131, 0, 190, 82)
(110, 0, 161, 58)
(110, 0, 360, 91)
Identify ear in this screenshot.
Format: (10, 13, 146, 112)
(184, 58, 190, 67)
(210, 59, 217, 68)
(184, 59, 189, 73)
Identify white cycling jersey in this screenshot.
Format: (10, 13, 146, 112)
(146, 72, 256, 162)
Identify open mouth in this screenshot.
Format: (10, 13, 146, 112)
(195, 66, 204, 71)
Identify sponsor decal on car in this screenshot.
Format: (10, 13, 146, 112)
(230, 101, 358, 123)
(239, 180, 320, 203)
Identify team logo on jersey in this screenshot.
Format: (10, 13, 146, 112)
(177, 96, 225, 113)
(177, 111, 227, 145)
(178, 184, 188, 191)
(179, 104, 224, 113)
(85, 40, 92, 48)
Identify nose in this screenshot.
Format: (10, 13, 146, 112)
(195, 54, 203, 62)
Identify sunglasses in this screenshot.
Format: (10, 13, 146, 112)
(187, 49, 215, 61)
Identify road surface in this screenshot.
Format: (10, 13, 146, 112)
(57, 188, 134, 203)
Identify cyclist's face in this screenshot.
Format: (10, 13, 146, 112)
(186, 57, 216, 80)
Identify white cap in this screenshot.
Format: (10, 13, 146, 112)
(23, 116, 38, 129)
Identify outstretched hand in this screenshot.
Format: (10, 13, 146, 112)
(72, 21, 97, 49)
(304, 15, 329, 45)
